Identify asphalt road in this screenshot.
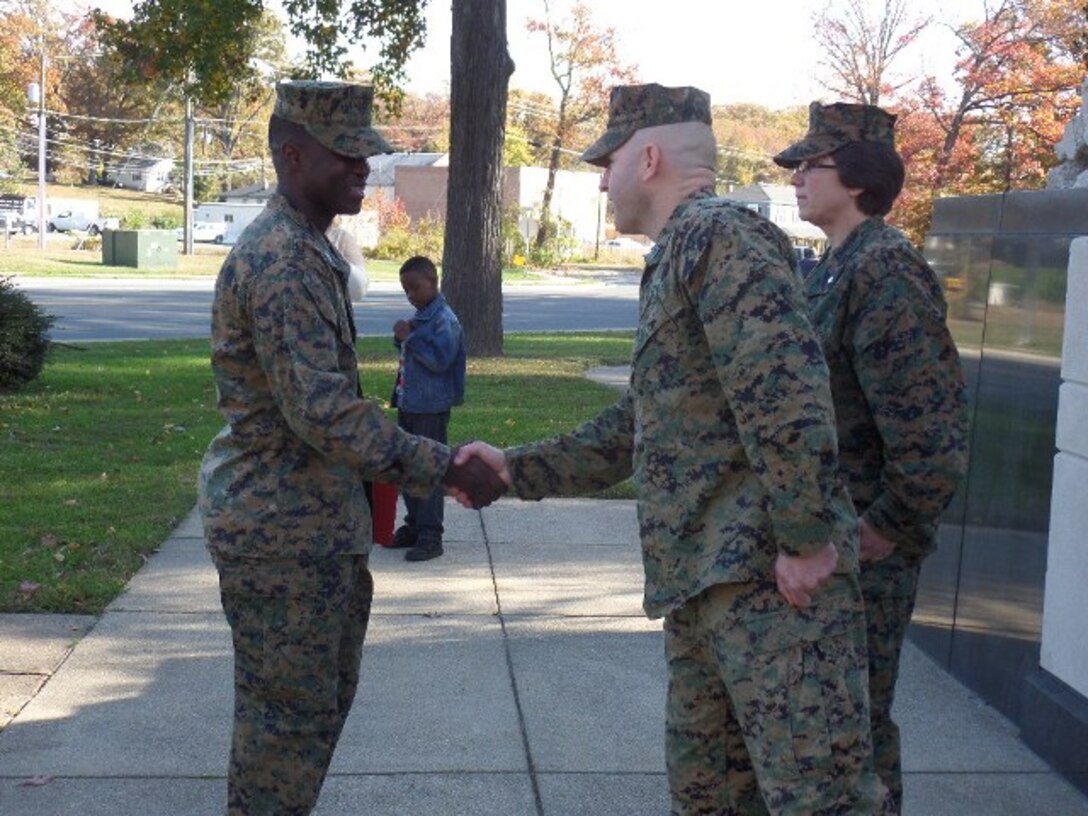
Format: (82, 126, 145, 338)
(14, 276, 641, 343)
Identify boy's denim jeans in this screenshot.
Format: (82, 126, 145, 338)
(396, 411, 450, 539)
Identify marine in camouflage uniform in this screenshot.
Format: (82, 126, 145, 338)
(199, 81, 498, 816)
(501, 84, 887, 815)
(776, 103, 970, 814)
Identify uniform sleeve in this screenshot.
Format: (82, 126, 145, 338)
(250, 264, 450, 495)
(506, 392, 635, 499)
(846, 249, 969, 546)
(692, 224, 850, 557)
(404, 310, 463, 373)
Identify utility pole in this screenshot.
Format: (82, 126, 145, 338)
(183, 96, 194, 256)
(36, 39, 46, 250)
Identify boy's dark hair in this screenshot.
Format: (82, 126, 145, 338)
(399, 255, 438, 282)
(831, 141, 905, 217)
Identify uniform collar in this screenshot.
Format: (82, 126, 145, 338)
(644, 187, 716, 268)
(811, 217, 884, 286)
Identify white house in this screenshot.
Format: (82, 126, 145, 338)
(722, 182, 826, 246)
(220, 182, 274, 204)
(109, 150, 176, 193)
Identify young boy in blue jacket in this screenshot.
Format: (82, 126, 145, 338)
(390, 255, 467, 561)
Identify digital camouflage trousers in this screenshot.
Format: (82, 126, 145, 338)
(663, 573, 888, 815)
(861, 551, 923, 816)
(214, 554, 373, 816)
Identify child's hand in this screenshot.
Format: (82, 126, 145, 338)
(393, 319, 412, 341)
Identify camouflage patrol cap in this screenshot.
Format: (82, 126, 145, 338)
(773, 101, 897, 168)
(581, 83, 712, 167)
(273, 80, 394, 159)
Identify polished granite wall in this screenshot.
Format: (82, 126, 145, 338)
(918, 188, 1088, 792)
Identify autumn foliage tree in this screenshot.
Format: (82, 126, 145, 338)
(809, 0, 1084, 245)
(506, 89, 563, 167)
(526, 0, 637, 250)
(95, 0, 265, 109)
(0, 0, 281, 191)
(60, 13, 183, 186)
(813, 0, 931, 105)
(713, 104, 808, 188)
(920, 0, 1081, 190)
(888, 0, 1083, 242)
(377, 92, 451, 153)
(0, 0, 93, 184)
(0, 1, 46, 183)
(187, 11, 293, 195)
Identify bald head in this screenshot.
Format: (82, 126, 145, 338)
(629, 121, 717, 173)
(609, 120, 716, 238)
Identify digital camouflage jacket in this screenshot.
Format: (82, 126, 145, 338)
(804, 217, 969, 558)
(199, 194, 450, 565)
(507, 192, 859, 618)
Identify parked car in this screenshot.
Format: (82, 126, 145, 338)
(48, 210, 120, 235)
(792, 244, 816, 263)
(603, 237, 649, 253)
(176, 221, 227, 243)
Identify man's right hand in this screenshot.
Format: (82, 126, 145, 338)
(441, 443, 509, 508)
(859, 518, 896, 562)
(444, 442, 511, 508)
(774, 542, 838, 608)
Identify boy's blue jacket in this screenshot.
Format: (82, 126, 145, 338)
(393, 292, 466, 413)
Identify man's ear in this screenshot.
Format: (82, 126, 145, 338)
(279, 140, 303, 171)
(640, 143, 661, 181)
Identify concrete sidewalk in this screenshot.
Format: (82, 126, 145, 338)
(1, 498, 1086, 815)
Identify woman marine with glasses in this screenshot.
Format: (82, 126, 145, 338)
(775, 102, 970, 815)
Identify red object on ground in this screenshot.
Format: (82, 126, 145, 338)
(371, 482, 399, 546)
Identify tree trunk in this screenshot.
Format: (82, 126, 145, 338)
(533, 142, 561, 249)
(443, 0, 514, 357)
(533, 88, 569, 251)
(934, 107, 967, 193)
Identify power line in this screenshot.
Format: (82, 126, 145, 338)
(508, 100, 561, 120)
(1, 122, 266, 177)
(717, 145, 776, 163)
(29, 108, 180, 126)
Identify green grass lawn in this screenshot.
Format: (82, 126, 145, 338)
(0, 332, 635, 614)
(0, 241, 583, 284)
(0, 242, 227, 277)
(1, 183, 629, 281)
(8, 180, 185, 224)
(0, 241, 407, 280)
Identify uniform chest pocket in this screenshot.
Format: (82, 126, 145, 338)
(300, 277, 356, 348)
(634, 273, 690, 358)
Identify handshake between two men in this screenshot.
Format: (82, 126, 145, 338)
(438, 440, 839, 610)
(440, 442, 509, 509)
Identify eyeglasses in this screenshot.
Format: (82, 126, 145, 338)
(795, 161, 838, 175)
